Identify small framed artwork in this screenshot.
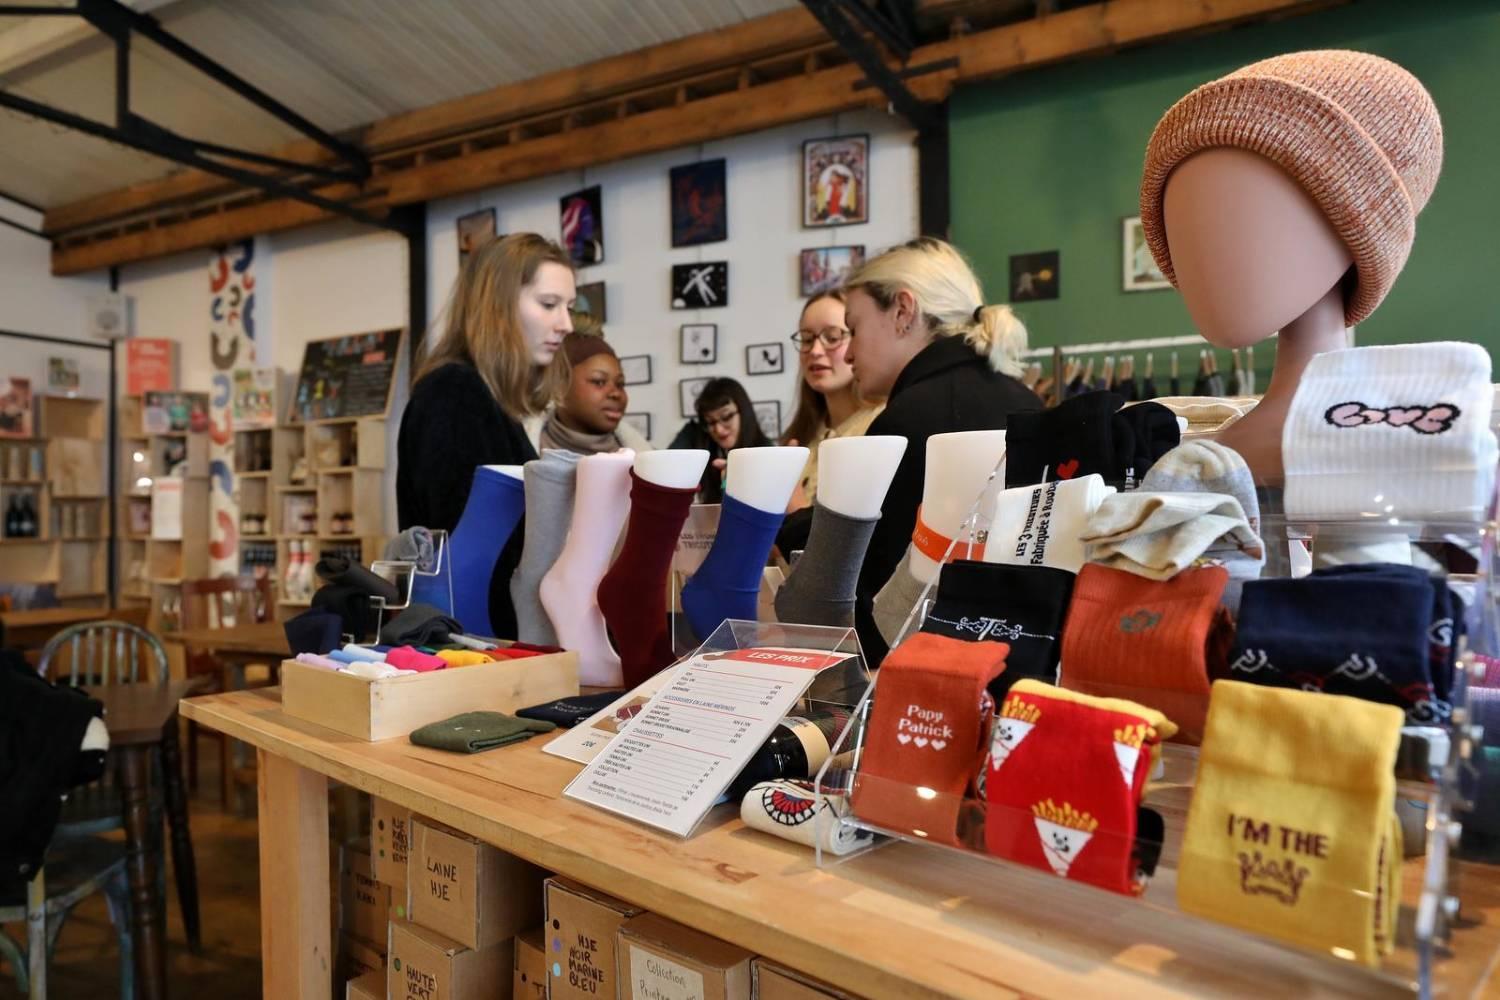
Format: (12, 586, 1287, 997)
(679, 324, 718, 365)
(47, 357, 80, 394)
(619, 354, 653, 386)
(559, 185, 604, 266)
(752, 401, 782, 440)
(573, 281, 607, 322)
(799, 245, 865, 296)
(803, 134, 869, 228)
(623, 413, 652, 441)
(456, 207, 496, 266)
(679, 376, 714, 418)
(745, 342, 784, 376)
(0, 376, 34, 439)
(671, 262, 728, 309)
(1122, 216, 1171, 292)
(1009, 250, 1060, 302)
(670, 158, 727, 247)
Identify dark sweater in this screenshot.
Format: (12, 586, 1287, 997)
(396, 362, 538, 637)
(855, 336, 1042, 665)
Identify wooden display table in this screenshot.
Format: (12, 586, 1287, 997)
(183, 687, 1500, 1000)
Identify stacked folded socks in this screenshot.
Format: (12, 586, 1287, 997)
(984, 680, 1172, 895)
(1081, 491, 1261, 582)
(919, 560, 1074, 692)
(1004, 392, 1180, 489)
(1059, 564, 1232, 744)
(1179, 681, 1403, 966)
(983, 475, 1113, 573)
(1230, 563, 1452, 723)
(291, 639, 555, 679)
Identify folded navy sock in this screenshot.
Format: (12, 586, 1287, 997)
(516, 691, 622, 728)
(1230, 567, 1443, 722)
(284, 609, 343, 656)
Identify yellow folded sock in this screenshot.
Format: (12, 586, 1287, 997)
(1178, 680, 1403, 966)
(433, 648, 495, 667)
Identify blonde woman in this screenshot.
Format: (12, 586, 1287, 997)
(843, 237, 1040, 663)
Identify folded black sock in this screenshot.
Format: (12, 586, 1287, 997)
(1114, 401, 1181, 487)
(1004, 391, 1124, 488)
(1230, 567, 1442, 722)
(516, 691, 622, 727)
(316, 554, 401, 604)
(919, 560, 1075, 695)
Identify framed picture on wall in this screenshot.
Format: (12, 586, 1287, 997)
(752, 401, 782, 440)
(1122, 216, 1171, 292)
(679, 377, 714, 418)
(1008, 250, 1060, 302)
(623, 413, 652, 441)
(680, 324, 718, 365)
(456, 208, 496, 266)
(803, 134, 869, 228)
(559, 185, 604, 266)
(573, 281, 607, 322)
(671, 262, 728, 309)
(670, 158, 728, 247)
(799, 245, 865, 296)
(0, 377, 33, 439)
(619, 354, 653, 386)
(745, 342, 784, 376)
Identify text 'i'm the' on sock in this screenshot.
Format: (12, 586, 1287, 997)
(680, 494, 786, 641)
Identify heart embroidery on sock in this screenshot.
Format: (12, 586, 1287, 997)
(896, 732, 912, 745)
(931, 739, 948, 751)
(1324, 401, 1461, 435)
(914, 737, 929, 748)
(1056, 458, 1080, 480)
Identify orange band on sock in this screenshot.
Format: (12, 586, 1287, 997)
(911, 505, 982, 564)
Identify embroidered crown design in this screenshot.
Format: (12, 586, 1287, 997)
(1000, 697, 1041, 724)
(1031, 799, 1098, 833)
(1113, 723, 1152, 749)
(1237, 850, 1309, 906)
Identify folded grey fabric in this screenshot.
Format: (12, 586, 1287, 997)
(382, 526, 437, 573)
(1082, 491, 1263, 581)
(379, 602, 462, 646)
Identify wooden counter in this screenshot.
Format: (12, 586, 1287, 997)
(183, 687, 1500, 999)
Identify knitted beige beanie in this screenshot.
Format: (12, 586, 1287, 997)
(1140, 50, 1443, 327)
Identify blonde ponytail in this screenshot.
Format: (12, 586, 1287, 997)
(846, 236, 1028, 379)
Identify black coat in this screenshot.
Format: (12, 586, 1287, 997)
(396, 362, 538, 637)
(855, 336, 1042, 665)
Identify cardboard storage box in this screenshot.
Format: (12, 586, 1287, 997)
(346, 967, 386, 1000)
(281, 647, 579, 740)
(752, 959, 859, 999)
(389, 919, 513, 1000)
(618, 913, 753, 1000)
(373, 798, 412, 916)
(513, 926, 547, 1000)
(340, 930, 385, 982)
(544, 878, 643, 1000)
(409, 817, 546, 951)
(340, 840, 392, 947)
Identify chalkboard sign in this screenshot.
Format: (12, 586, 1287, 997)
(291, 329, 402, 423)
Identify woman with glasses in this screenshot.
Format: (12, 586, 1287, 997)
(690, 377, 769, 502)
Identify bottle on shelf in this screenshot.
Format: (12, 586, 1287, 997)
(725, 708, 856, 801)
(4, 494, 19, 538)
(16, 493, 37, 538)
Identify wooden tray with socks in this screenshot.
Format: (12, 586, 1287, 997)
(281, 648, 579, 741)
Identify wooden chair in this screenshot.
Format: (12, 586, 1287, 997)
(178, 577, 274, 805)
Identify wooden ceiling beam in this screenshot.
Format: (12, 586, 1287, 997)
(48, 0, 1340, 275)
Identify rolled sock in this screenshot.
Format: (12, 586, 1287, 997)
(1178, 681, 1403, 966)
(983, 475, 1112, 573)
(344, 661, 413, 680)
(740, 780, 873, 856)
(1005, 391, 1124, 487)
(920, 560, 1074, 692)
(850, 633, 1008, 846)
(1081, 491, 1262, 581)
(1283, 342, 1497, 520)
(326, 649, 363, 665)
(382, 526, 436, 571)
(510, 450, 581, 646)
(597, 471, 699, 686)
(774, 503, 879, 628)
(1059, 564, 1231, 744)
(339, 643, 387, 662)
(386, 646, 447, 673)
(871, 548, 930, 650)
(294, 652, 343, 671)
(540, 450, 635, 686)
(985, 680, 1166, 895)
(434, 649, 493, 667)
(681, 493, 786, 640)
(1230, 566, 1442, 723)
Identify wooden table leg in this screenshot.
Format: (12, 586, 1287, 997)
(257, 748, 331, 998)
(120, 744, 167, 1000)
(160, 711, 202, 953)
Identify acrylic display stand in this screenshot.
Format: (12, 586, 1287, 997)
(811, 458, 1500, 998)
(368, 528, 453, 637)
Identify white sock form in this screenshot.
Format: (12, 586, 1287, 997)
(540, 450, 635, 685)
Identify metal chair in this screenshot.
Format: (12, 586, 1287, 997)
(0, 846, 134, 999)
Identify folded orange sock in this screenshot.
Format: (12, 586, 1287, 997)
(1059, 564, 1231, 743)
(851, 633, 1008, 846)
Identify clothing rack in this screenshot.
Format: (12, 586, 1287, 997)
(1019, 334, 1279, 407)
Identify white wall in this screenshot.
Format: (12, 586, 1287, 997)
(0, 199, 110, 340)
(425, 109, 920, 444)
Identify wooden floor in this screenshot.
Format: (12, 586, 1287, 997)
(0, 737, 264, 999)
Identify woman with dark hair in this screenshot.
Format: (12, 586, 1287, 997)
(691, 377, 769, 502)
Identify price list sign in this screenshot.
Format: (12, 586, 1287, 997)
(565, 647, 851, 837)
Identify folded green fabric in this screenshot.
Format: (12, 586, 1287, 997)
(409, 711, 557, 753)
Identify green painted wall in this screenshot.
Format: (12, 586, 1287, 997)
(950, 0, 1500, 371)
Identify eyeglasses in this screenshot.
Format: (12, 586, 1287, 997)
(790, 326, 851, 352)
(702, 408, 739, 430)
